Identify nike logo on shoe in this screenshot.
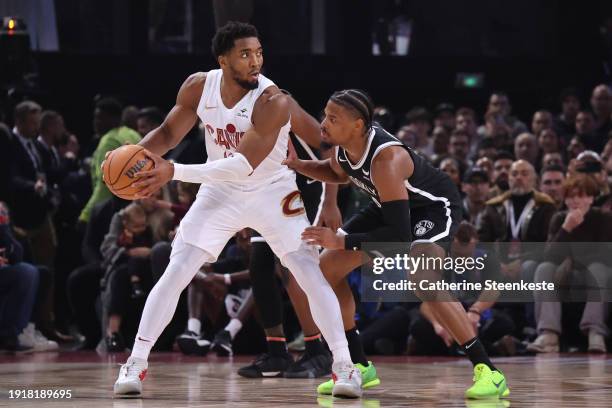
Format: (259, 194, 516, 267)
(492, 379, 503, 389)
(464, 339, 478, 349)
(139, 369, 147, 381)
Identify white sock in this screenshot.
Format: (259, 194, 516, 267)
(188, 318, 201, 335)
(281, 245, 351, 364)
(225, 318, 243, 339)
(131, 335, 154, 361)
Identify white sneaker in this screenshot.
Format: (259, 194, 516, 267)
(526, 332, 559, 353)
(588, 331, 607, 353)
(18, 324, 59, 352)
(331, 361, 362, 398)
(114, 356, 148, 398)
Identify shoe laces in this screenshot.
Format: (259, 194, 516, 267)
(253, 353, 270, 365)
(121, 359, 145, 378)
(472, 364, 487, 382)
(333, 361, 356, 382)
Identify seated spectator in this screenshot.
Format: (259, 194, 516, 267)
(489, 151, 514, 198)
(100, 203, 154, 352)
(121, 105, 139, 132)
(539, 165, 566, 209)
(141, 181, 199, 239)
(461, 167, 490, 224)
(439, 157, 463, 194)
(455, 107, 480, 158)
(79, 97, 141, 224)
(136, 107, 164, 138)
(433, 103, 455, 132)
(514, 133, 540, 171)
(408, 222, 515, 356)
(0, 202, 56, 353)
(478, 160, 556, 334)
(537, 128, 561, 157)
(478, 92, 528, 138)
(566, 135, 586, 161)
(404, 107, 432, 158)
(528, 174, 612, 353)
(9, 101, 57, 268)
(574, 111, 598, 153)
(542, 152, 564, 170)
(430, 126, 450, 163)
(531, 110, 553, 136)
(449, 129, 472, 168)
(395, 125, 417, 148)
(67, 196, 128, 349)
(589, 84, 612, 150)
(474, 138, 497, 162)
(554, 87, 580, 144)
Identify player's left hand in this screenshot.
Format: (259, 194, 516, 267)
(302, 226, 344, 249)
(317, 201, 342, 232)
(132, 151, 173, 198)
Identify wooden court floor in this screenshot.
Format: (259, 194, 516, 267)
(0, 352, 610, 407)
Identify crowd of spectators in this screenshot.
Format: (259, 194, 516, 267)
(1, 83, 611, 357)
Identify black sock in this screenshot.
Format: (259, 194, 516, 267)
(346, 327, 368, 366)
(266, 337, 288, 356)
(304, 334, 326, 355)
(461, 337, 496, 371)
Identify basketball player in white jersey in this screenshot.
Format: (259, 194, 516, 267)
(111, 22, 361, 398)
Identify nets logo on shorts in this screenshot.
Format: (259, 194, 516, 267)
(414, 220, 434, 237)
(281, 191, 305, 217)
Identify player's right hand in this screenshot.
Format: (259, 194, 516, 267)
(282, 139, 300, 170)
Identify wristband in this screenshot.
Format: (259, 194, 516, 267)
(224, 273, 232, 285)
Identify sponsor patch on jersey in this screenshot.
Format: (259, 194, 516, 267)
(237, 108, 249, 119)
(414, 220, 435, 237)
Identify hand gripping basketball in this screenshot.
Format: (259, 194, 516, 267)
(131, 151, 174, 198)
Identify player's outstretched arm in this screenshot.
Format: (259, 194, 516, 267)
(283, 142, 349, 184)
(138, 73, 204, 155)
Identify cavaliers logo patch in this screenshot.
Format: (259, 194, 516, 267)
(281, 191, 306, 217)
(414, 220, 434, 237)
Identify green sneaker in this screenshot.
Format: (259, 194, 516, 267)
(465, 364, 510, 400)
(317, 361, 381, 395)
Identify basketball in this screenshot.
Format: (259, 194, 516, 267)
(102, 144, 154, 200)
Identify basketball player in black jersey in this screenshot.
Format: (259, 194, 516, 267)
(284, 89, 510, 400)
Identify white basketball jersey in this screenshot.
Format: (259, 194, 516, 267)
(196, 69, 292, 186)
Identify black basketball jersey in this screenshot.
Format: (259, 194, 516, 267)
(290, 132, 324, 223)
(336, 125, 460, 208)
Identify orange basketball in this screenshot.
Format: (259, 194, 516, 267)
(102, 144, 154, 200)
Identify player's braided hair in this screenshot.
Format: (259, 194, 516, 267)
(329, 89, 375, 133)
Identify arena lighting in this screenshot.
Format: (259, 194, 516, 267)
(1, 16, 26, 34)
(455, 72, 485, 89)
(0, 16, 30, 84)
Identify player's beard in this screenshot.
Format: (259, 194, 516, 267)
(236, 77, 259, 90)
(231, 67, 258, 90)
